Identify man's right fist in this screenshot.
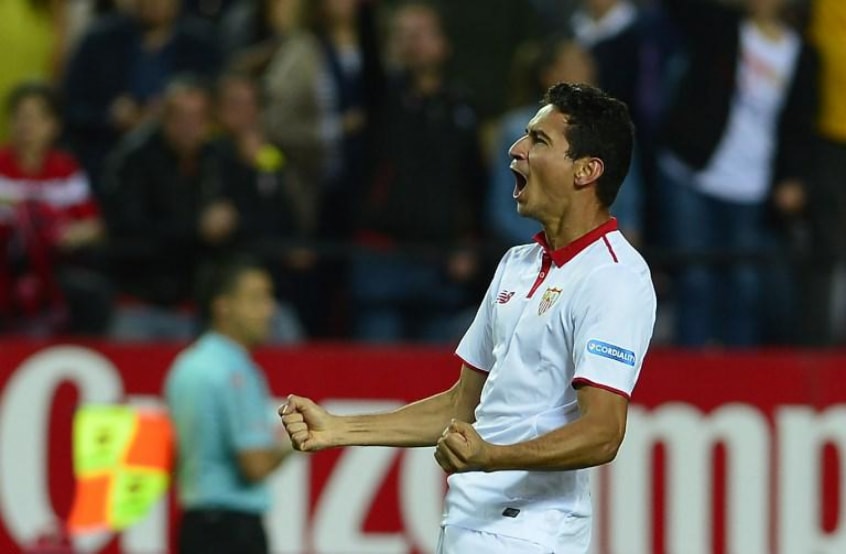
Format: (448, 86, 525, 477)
(278, 395, 335, 452)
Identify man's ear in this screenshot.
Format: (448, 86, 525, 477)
(573, 157, 605, 188)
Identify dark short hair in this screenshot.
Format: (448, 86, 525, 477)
(196, 255, 268, 325)
(6, 81, 61, 120)
(542, 83, 634, 207)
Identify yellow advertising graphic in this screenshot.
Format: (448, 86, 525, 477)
(67, 405, 173, 534)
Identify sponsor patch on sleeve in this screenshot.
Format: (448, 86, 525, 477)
(586, 339, 636, 367)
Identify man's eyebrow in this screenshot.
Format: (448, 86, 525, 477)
(526, 127, 554, 142)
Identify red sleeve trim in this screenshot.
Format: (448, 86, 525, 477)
(455, 354, 489, 374)
(602, 235, 619, 263)
(571, 377, 630, 400)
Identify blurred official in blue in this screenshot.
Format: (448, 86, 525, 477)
(165, 256, 291, 554)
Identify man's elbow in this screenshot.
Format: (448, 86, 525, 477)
(595, 440, 621, 465)
(593, 429, 625, 466)
(239, 461, 272, 483)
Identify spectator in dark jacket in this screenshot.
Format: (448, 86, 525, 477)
(209, 72, 307, 342)
(211, 72, 299, 243)
(102, 76, 231, 340)
(657, 0, 817, 347)
(352, 2, 487, 343)
(63, 0, 220, 194)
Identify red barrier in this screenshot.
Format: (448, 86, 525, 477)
(1, 342, 845, 553)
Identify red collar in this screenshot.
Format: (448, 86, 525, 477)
(533, 218, 618, 267)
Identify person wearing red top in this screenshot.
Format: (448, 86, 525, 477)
(0, 81, 109, 335)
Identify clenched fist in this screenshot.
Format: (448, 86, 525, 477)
(434, 419, 493, 474)
(278, 395, 337, 452)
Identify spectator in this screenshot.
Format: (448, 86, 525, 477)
(222, 0, 307, 73)
(657, 0, 817, 346)
(210, 72, 310, 340)
(352, 2, 487, 342)
(102, 76, 230, 341)
(0, 0, 67, 141)
(260, 0, 328, 236)
(489, 37, 645, 248)
(569, 0, 642, 114)
(166, 255, 292, 554)
(803, 0, 846, 344)
(212, 72, 301, 242)
(63, 0, 220, 194)
(0, 82, 110, 336)
(221, 0, 326, 234)
(306, 0, 384, 239)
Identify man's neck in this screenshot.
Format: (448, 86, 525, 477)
(211, 327, 251, 352)
(750, 16, 786, 41)
(541, 208, 611, 251)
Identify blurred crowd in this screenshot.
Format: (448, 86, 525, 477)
(0, 0, 843, 347)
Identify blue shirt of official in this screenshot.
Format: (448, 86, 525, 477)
(165, 332, 276, 514)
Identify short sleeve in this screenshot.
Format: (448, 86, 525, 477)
(218, 366, 276, 452)
(455, 254, 508, 372)
(571, 264, 656, 399)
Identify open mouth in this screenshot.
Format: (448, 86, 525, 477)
(511, 168, 528, 199)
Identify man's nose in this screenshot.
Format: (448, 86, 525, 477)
(508, 135, 528, 161)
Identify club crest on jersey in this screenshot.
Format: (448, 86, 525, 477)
(496, 290, 515, 304)
(537, 287, 562, 315)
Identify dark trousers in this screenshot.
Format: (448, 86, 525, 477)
(659, 168, 769, 346)
(178, 509, 267, 554)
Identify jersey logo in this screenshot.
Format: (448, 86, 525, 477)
(587, 339, 636, 367)
(496, 290, 515, 304)
(537, 287, 562, 315)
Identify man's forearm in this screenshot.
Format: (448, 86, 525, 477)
(485, 416, 622, 472)
(334, 389, 458, 448)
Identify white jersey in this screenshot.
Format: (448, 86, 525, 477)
(447, 218, 656, 550)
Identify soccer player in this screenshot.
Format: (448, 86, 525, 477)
(166, 256, 292, 554)
(280, 83, 656, 554)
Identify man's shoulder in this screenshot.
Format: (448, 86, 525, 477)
(603, 231, 651, 273)
(170, 337, 230, 378)
(577, 238, 655, 301)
